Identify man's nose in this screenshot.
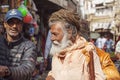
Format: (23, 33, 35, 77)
(51, 36, 54, 41)
(12, 24, 17, 27)
(51, 35, 56, 41)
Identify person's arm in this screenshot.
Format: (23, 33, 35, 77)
(9, 41, 37, 80)
(44, 31, 52, 67)
(92, 50, 106, 80)
(84, 42, 106, 80)
(115, 41, 120, 60)
(44, 31, 52, 59)
(46, 67, 55, 80)
(46, 75, 55, 80)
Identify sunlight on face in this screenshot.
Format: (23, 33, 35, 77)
(50, 33, 73, 56)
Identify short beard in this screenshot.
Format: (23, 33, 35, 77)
(50, 33, 73, 56)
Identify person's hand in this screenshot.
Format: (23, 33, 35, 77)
(0, 66, 10, 77)
(82, 42, 95, 54)
(32, 68, 39, 77)
(85, 42, 95, 52)
(46, 75, 55, 80)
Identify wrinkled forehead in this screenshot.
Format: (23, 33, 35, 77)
(49, 20, 66, 27)
(50, 21, 65, 28)
(50, 22, 63, 32)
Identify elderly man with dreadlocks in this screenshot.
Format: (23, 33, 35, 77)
(45, 9, 106, 80)
(46, 9, 120, 80)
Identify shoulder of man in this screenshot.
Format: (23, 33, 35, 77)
(20, 38, 37, 62)
(116, 41, 120, 46)
(17, 38, 37, 57)
(22, 38, 36, 48)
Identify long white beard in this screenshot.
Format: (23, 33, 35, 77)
(50, 34, 73, 56)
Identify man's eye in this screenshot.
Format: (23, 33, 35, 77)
(7, 21, 22, 25)
(16, 22, 21, 24)
(51, 33, 57, 36)
(7, 21, 12, 24)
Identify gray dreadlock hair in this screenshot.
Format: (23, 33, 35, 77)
(48, 9, 90, 40)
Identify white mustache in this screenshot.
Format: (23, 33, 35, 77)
(53, 41, 60, 45)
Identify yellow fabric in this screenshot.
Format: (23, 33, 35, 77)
(48, 36, 106, 80)
(96, 47, 120, 80)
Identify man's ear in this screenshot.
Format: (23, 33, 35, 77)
(3, 22, 7, 28)
(67, 29, 72, 39)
